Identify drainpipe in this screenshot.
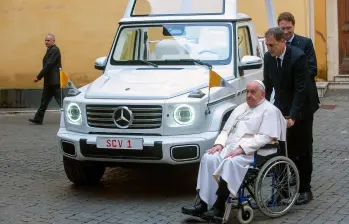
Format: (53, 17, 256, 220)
(265, 0, 277, 28)
(265, 0, 277, 103)
(307, 0, 315, 42)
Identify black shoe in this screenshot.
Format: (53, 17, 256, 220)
(203, 207, 224, 220)
(29, 118, 42, 125)
(295, 191, 313, 205)
(182, 200, 208, 217)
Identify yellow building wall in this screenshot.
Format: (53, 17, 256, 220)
(138, 0, 325, 81)
(238, 0, 308, 37)
(0, 0, 328, 89)
(314, 0, 327, 81)
(0, 0, 129, 89)
(239, 0, 328, 80)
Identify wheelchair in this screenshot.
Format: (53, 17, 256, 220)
(214, 141, 300, 224)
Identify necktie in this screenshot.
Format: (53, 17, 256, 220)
(274, 57, 282, 108)
(277, 57, 282, 73)
(286, 41, 291, 45)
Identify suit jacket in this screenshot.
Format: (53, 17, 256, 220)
(37, 45, 62, 87)
(263, 46, 319, 120)
(290, 34, 320, 104)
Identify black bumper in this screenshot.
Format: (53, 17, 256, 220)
(79, 139, 163, 160)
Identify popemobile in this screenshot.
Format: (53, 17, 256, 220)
(57, 0, 266, 185)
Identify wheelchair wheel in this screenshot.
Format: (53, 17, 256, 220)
(254, 156, 299, 218)
(237, 205, 254, 224)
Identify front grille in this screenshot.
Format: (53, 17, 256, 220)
(86, 105, 162, 129)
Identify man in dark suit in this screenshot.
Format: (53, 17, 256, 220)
(278, 12, 320, 205)
(29, 33, 62, 125)
(263, 27, 319, 205)
(278, 12, 320, 105)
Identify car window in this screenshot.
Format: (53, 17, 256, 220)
(111, 24, 232, 65)
(238, 26, 252, 60)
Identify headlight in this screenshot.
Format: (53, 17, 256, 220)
(66, 103, 82, 125)
(173, 104, 195, 125)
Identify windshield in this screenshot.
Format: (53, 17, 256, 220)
(132, 0, 225, 16)
(110, 24, 232, 66)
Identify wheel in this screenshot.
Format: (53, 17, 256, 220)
(63, 157, 106, 185)
(254, 156, 299, 218)
(237, 206, 254, 224)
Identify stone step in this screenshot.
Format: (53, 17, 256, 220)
(329, 81, 349, 90)
(334, 74, 349, 82)
(316, 82, 329, 98)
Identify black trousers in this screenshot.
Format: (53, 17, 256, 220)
(213, 179, 231, 210)
(286, 115, 314, 193)
(34, 85, 62, 122)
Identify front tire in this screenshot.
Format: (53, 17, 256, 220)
(237, 206, 254, 224)
(63, 157, 106, 185)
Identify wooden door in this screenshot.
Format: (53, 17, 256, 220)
(338, 0, 349, 64)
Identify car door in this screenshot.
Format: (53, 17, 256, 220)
(236, 22, 264, 97)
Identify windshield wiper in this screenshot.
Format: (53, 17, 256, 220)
(128, 60, 158, 68)
(189, 59, 213, 70)
(164, 59, 212, 70)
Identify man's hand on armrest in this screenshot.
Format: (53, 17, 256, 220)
(207, 144, 223, 155)
(270, 138, 278, 144)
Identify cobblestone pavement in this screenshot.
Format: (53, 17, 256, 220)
(1, 90, 349, 224)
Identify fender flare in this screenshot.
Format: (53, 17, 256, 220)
(209, 102, 238, 132)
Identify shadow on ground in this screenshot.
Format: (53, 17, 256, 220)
(67, 164, 200, 200)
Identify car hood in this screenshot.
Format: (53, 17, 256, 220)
(84, 67, 214, 100)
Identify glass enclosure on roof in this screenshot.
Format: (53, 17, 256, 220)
(132, 0, 225, 16)
(110, 23, 232, 65)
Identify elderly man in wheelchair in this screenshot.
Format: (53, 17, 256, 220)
(182, 80, 299, 224)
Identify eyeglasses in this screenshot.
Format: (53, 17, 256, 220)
(280, 26, 293, 31)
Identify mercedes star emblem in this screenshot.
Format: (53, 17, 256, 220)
(113, 106, 133, 129)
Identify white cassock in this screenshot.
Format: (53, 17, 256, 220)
(196, 99, 286, 208)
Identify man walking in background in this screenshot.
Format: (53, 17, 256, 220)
(29, 33, 62, 125)
(277, 12, 320, 205)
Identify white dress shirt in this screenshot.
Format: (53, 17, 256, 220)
(287, 34, 295, 44)
(276, 46, 287, 67)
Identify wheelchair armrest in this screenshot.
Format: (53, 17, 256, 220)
(260, 141, 279, 150)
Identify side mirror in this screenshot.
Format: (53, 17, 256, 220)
(67, 88, 81, 97)
(238, 56, 263, 75)
(94, 56, 107, 70)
